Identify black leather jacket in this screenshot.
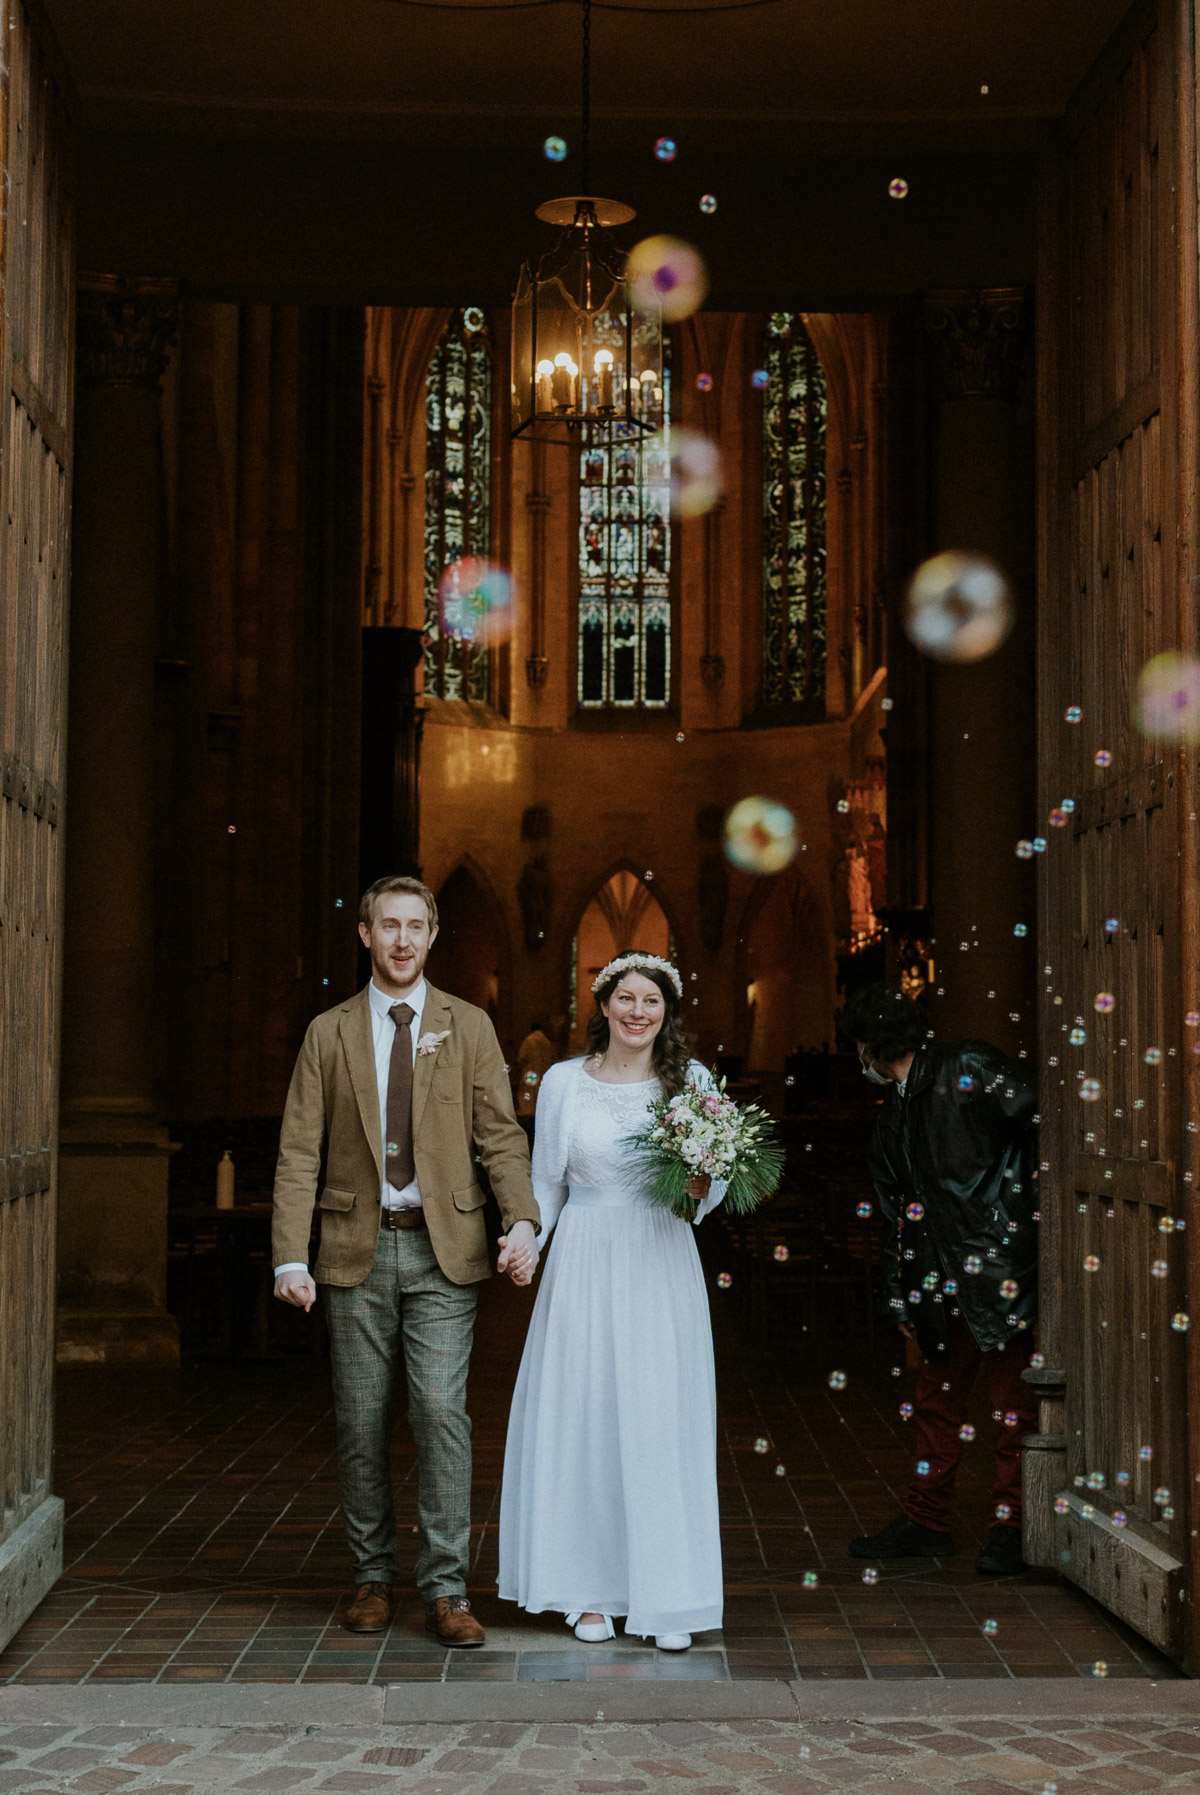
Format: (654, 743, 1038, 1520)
(868, 1040, 1038, 1355)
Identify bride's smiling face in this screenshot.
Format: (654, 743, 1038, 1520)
(601, 972, 665, 1054)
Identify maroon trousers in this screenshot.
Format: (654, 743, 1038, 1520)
(904, 1311, 1038, 1532)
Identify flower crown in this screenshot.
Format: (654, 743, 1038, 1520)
(591, 952, 683, 999)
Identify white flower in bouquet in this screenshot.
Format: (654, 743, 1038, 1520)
(623, 1071, 785, 1220)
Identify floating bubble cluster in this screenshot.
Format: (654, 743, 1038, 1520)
(627, 234, 708, 321)
(905, 552, 1014, 663)
(724, 795, 798, 874)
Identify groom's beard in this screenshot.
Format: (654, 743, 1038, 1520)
(376, 942, 429, 991)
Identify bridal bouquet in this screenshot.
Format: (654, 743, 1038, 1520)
(625, 1075, 785, 1221)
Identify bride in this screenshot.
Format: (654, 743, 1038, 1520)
(497, 951, 724, 1651)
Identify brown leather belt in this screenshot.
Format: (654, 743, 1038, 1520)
(380, 1205, 427, 1231)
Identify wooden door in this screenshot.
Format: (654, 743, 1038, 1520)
(0, 2, 73, 1650)
(1033, 0, 1200, 1663)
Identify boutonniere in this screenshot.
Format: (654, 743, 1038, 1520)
(417, 1029, 451, 1057)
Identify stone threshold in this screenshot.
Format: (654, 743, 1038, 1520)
(0, 1676, 1195, 1727)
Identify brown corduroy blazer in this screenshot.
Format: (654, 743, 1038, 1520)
(271, 982, 539, 1286)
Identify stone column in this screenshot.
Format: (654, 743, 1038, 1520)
(56, 275, 181, 1364)
(923, 289, 1036, 1056)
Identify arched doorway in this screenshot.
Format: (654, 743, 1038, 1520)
(571, 868, 671, 1052)
(743, 869, 831, 1071)
(427, 863, 506, 1030)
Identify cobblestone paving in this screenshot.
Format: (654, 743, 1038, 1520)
(3, 1713, 1200, 1795)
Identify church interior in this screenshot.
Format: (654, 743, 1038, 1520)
(6, 0, 1200, 1695)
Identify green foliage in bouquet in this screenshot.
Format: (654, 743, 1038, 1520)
(623, 1073, 786, 1222)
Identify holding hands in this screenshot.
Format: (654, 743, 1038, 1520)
(498, 1218, 539, 1286)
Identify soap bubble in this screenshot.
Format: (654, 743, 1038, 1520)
(944, 1279, 958, 1294)
(627, 234, 708, 321)
(1134, 652, 1200, 741)
(1160, 1215, 1177, 1233)
(523, 1069, 539, 1086)
(982, 1619, 998, 1636)
(904, 552, 1013, 663)
(1055, 1495, 1069, 1513)
(1154, 1486, 1171, 1505)
(1092, 1660, 1108, 1677)
(1016, 840, 1035, 859)
(716, 1272, 732, 1289)
(543, 135, 568, 161)
(1069, 1027, 1086, 1045)
(1152, 1259, 1169, 1279)
(1094, 749, 1112, 767)
(1084, 1254, 1100, 1272)
(802, 1569, 819, 1588)
(916, 1459, 930, 1476)
(1087, 1470, 1105, 1489)
(723, 795, 798, 874)
(1013, 923, 1028, 937)
(1112, 1511, 1127, 1527)
(995, 1502, 1012, 1519)
(828, 1370, 847, 1390)
(771, 1244, 790, 1265)
(957, 1074, 974, 1092)
(1139, 1444, 1154, 1460)
(1094, 992, 1115, 1013)
(862, 1567, 879, 1584)
(1187, 1011, 1200, 1027)
(650, 426, 721, 517)
(1173, 1312, 1191, 1332)
(699, 193, 717, 213)
(959, 1423, 975, 1441)
(1080, 1079, 1102, 1102)
(775, 1464, 786, 1477)
(889, 177, 909, 198)
(439, 557, 514, 646)
(1116, 1469, 1130, 1485)
(754, 1437, 769, 1453)
(900, 1402, 914, 1419)
(1145, 1046, 1162, 1065)
(750, 367, 769, 390)
(1033, 836, 1047, 853)
(1000, 1279, 1018, 1299)
(1049, 808, 1069, 827)
(654, 136, 677, 162)
(695, 372, 713, 392)
(1066, 706, 1082, 722)
(964, 1254, 982, 1274)
(1031, 1352, 1045, 1368)
(906, 1202, 925, 1220)
(856, 1201, 872, 1218)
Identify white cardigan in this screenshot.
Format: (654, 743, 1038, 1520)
(532, 1055, 728, 1240)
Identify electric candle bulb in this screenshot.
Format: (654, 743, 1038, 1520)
(594, 348, 614, 409)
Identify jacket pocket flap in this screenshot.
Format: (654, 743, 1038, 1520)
(319, 1186, 356, 1212)
(452, 1182, 486, 1212)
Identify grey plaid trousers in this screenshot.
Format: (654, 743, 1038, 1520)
(323, 1224, 478, 1599)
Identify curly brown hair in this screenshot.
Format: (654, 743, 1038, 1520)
(583, 964, 693, 1098)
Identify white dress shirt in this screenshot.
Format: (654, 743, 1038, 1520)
(274, 978, 427, 1277)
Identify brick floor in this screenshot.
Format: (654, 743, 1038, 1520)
(0, 1712, 1197, 1795)
(0, 1279, 1179, 1687)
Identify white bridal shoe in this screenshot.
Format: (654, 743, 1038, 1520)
(567, 1611, 615, 1642)
(654, 1632, 692, 1651)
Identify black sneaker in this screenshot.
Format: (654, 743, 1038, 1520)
(849, 1514, 955, 1559)
(975, 1524, 1025, 1575)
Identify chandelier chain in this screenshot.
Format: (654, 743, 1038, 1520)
(580, 0, 592, 197)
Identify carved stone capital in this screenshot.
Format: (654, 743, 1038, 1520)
(77, 275, 180, 394)
(924, 288, 1028, 404)
(700, 654, 725, 689)
(525, 655, 549, 688)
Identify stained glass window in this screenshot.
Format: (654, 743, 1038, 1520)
(424, 306, 491, 702)
(577, 327, 672, 709)
(762, 313, 827, 707)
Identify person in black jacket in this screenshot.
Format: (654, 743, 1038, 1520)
(838, 983, 1038, 1576)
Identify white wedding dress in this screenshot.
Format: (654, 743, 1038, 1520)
(498, 1056, 724, 1639)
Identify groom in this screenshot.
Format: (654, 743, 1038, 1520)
(272, 875, 540, 1645)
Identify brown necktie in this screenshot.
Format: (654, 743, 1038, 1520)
(385, 1002, 416, 1193)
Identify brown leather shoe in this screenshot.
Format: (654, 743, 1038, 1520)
(425, 1595, 485, 1647)
(345, 1582, 393, 1633)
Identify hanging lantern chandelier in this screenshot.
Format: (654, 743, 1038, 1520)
(510, 0, 664, 446)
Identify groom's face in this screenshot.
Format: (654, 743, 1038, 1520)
(360, 893, 437, 995)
